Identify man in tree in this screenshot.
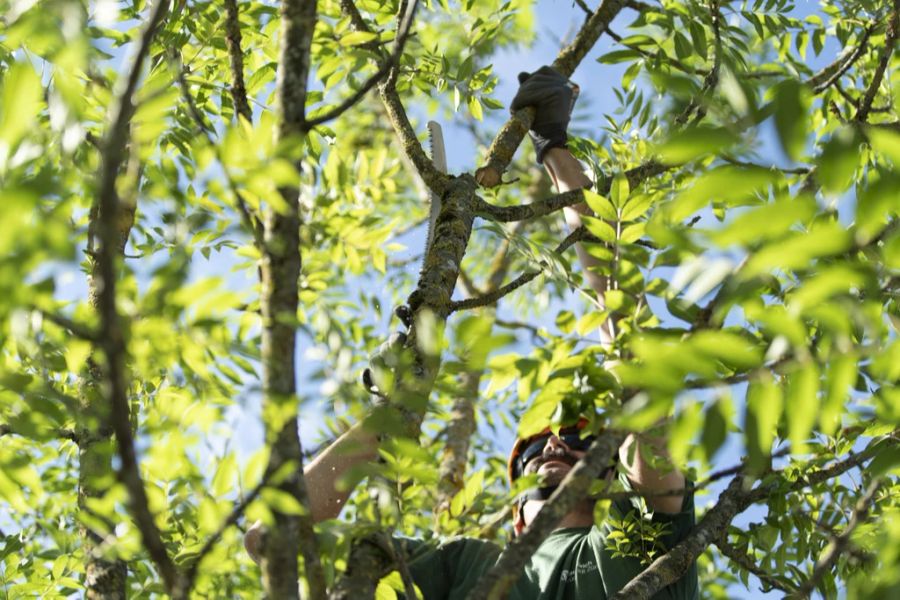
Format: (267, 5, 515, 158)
(246, 67, 699, 599)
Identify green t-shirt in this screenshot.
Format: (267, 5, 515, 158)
(401, 487, 699, 600)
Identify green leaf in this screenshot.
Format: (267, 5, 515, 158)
(816, 127, 861, 193)
(855, 174, 900, 243)
(339, 31, 378, 46)
(610, 176, 630, 208)
(667, 166, 778, 222)
(620, 194, 654, 222)
(0, 62, 42, 153)
(742, 221, 853, 278)
(584, 189, 617, 221)
(867, 126, 900, 166)
(822, 352, 856, 436)
(597, 49, 643, 64)
(583, 215, 616, 243)
(654, 126, 741, 164)
(707, 194, 817, 247)
(745, 374, 783, 472)
(689, 22, 708, 60)
(468, 96, 483, 121)
(702, 397, 731, 462)
(786, 363, 819, 453)
(772, 80, 810, 161)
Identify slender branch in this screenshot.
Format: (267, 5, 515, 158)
(32, 307, 98, 342)
(674, 0, 720, 127)
(178, 474, 271, 596)
(95, 0, 179, 593)
(223, 0, 253, 123)
(720, 157, 811, 175)
(260, 0, 326, 597)
(304, 0, 421, 128)
(856, 6, 898, 121)
(476, 160, 666, 223)
(174, 60, 265, 246)
(467, 431, 628, 600)
(716, 534, 798, 594)
(790, 479, 882, 598)
(476, 0, 628, 188)
(449, 226, 589, 312)
(336, 0, 448, 194)
(574, 0, 592, 16)
(807, 26, 873, 93)
(606, 28, 704, 76)
(625, 0, 658, 10)
(0, 424, 79, 442)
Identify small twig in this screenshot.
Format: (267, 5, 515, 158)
(856, 7, 898, 122)
(606, 28, 703, 76)
(625, 0, 658, 10)
(574, 0, 592, 16)
(719, 157, 811, 175)
(790, 479, 882, 598)
(305, 0, 421, 128)
(0, 424, 80, 442)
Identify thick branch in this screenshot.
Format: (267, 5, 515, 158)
(304, 0, 420, 128)
(856, 7, 898, 121)
(95, 0, 179, 593)
(476, 0, 627, 188)
(467, 431, 628, 600)
(258, 1, 326, 599)
(223, 0, 253, 123)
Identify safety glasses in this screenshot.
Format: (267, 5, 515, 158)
(517, 429, 596, 475)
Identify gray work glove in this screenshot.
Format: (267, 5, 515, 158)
(360, 332, 408, 400)
(510, 66, 579, 164)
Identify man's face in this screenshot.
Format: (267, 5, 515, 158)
(520, 429, 594, 486)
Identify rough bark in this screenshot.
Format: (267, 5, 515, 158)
(259, 1, 327, 599)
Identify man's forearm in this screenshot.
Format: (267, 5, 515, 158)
(618, 432, 686, 515)
(543, 147, 615, 346)
(304, 422, 379, 522)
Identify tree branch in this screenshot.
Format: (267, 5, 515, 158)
(807, 25, 873, 94)
(716, 534, 798, 594)
(174, 59, 265, 247)
(467, 431, 628, 600)
(94, 0, 179, 593)
(255, 1, 327, 599)
(336, 0, 448, 195)
(449, 226, 590, 312)
(476, 0, 628, 188)
(223, 0, 253, 123)
(790, 479, 882, 598)
(856, 6, 898, 121)
(0, 424, 79, 442)
(304, 0, 421, 128)
(32, 307, 98, 342)
(178, 474, 271, 597)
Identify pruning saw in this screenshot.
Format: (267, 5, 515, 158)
(424, 120, 446, 261)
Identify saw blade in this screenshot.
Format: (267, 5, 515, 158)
(424, 121, 447, 259)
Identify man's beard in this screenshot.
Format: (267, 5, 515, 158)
(530, 449, 579, 486)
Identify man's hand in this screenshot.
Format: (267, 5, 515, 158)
(360, 331, 408, 399)
(511, 66, 579, 164)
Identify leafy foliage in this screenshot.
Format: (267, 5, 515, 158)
(0, 0, 899, 598)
